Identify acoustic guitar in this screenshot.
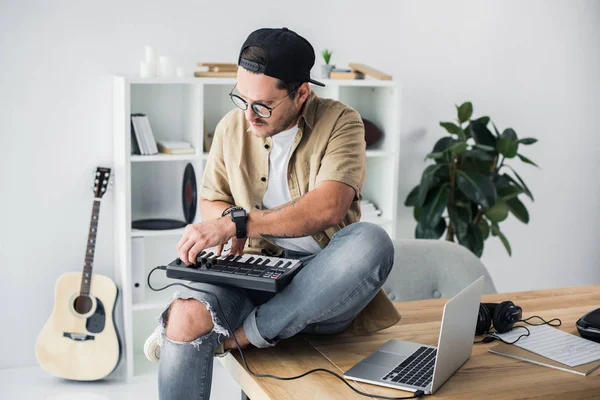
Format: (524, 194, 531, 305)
(36, 167, 121, 380)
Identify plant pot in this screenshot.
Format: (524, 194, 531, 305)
(321, 64, 335, 79)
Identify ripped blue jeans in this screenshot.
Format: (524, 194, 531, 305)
(156, 222, 394, 400)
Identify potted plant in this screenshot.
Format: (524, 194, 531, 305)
(404, 102, 539, 257)
(321, 49, 334, 79)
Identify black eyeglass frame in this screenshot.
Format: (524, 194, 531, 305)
(228, 83, 302, 118)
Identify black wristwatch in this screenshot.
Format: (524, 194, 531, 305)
(228, 207, 247, 239)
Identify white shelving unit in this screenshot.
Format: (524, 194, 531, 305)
(113, 76, 401, 379)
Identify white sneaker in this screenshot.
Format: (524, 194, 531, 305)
(143, 326, 162, 363)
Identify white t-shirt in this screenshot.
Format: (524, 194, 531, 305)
(261, 125, 322, 254)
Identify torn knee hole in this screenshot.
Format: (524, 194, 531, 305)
(162, 297, 229, 343)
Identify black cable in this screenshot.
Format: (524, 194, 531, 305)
(148, 266, 425, 400)
(520, 315, 562, 327)
(474, 316, 563, 345)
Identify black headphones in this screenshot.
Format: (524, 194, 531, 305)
(476, 301, 523, 335)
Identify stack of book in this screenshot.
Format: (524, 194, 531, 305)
(360, 199, 383, 221)
(131, 114, 158, 155)
(330, 69, 365, 80)
(194, 63, 237, 78)
(157, 140, 195, 155)
(330, 63, 393, 81)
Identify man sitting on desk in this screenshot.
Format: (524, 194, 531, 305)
(144, 27, 401, 399)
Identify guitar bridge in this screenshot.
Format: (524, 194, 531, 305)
(63, 332, 95, 341)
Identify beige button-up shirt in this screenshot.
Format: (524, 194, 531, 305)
(200, 90, 400, 333)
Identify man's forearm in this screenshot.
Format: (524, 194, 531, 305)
(199, 198, 233, 221)
(246, 191, 339, 239)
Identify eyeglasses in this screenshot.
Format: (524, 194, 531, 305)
(229, 83, 300, 118)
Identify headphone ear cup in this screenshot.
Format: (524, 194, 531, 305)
(494, 301, 520, 334)
(476, 303, 492, 335)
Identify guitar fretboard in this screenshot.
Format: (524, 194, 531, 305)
(80, 199, 101, 296)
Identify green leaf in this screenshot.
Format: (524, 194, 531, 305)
(432, 137, 457, 164)
(462, 149, 495, 161)
(417, 164, 444, 206)
(473, 144, 496, 152)
(457, 223, 484, 257)
(506, 196, 530, 223)
(426, 151, 445, 160)
(448, 205, 470, 239)
(416, 218, 446, 239)
(440, 122, 463, 135)
(496, 185, 523, 200)
(456, 170, 497, 208)
(484, 199, 509, 222)
(492, 122, 501, 137)
(420, 185, 450, 227)
(502, 128, 518, 141)
(504, 167, 534, 201)
(473, 116, 490, 126)
(448, 141, 468, 154)
(413, 205, 422, 222)
(471, 121, 497, 148)
(457, 102, 473, 123)
(497, 128, 519, 158)
(497, 137, 518, 158)
(517, 153, 539, 168)
(405, 185, 420, 206)
(518, 138, 538, 145)
(478, 218, 490, 239)
(491, 225, 512, 256)
(491, 222, 500, 236)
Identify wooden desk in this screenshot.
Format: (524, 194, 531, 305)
(219, 285, 600, 399)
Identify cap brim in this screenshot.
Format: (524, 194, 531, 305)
(309, 78, 326, 87)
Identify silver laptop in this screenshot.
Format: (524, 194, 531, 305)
(344, 276, 484, 395)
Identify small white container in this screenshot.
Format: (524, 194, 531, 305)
(144, 45, 156, 63)
(176, 66, 185, 78)
(158, 56, 174, 78)
(140, 60, 157, 78)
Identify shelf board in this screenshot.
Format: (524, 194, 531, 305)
(131, 228, 186, 238)
(131, 153, 201, 162)
(121, 76, 397, 88)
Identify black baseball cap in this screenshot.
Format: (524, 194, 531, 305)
(238, 27, 325, 87)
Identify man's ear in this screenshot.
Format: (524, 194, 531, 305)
(297, 82, 310, 103)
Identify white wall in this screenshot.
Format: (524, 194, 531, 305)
(1, 0, 599, 369)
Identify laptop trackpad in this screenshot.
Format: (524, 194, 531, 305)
(363, 351, 405, 370)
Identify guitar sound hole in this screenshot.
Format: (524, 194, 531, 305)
(74, 296, 93, 314)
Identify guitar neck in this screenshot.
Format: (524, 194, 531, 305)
(81, 199, 101, 296)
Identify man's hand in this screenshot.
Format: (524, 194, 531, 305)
(225, 237, 247, 256)
(176, 218, 235, 265)
(214, 237, 246, 257)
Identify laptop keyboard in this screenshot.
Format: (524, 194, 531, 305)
(382, 346, 437, 388)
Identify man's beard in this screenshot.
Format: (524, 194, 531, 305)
(252, 105, 299, 137)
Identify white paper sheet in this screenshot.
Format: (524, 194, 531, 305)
(495, 324, 600, 367)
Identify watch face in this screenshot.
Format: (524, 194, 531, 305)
(231, 210, 245, 218)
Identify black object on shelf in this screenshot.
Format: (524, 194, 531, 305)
(132, 218, 187, 230)
(132, 163, 197, 230)
(182, 163, 197, 223)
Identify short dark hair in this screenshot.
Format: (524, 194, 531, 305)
(240, 46, 300, 97)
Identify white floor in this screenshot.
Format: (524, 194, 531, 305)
(0, 360, 241, 400)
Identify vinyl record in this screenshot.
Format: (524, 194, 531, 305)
(363, 118, 383, 148)
(132, 218, 186, 230)
(182, 163, 197, 224)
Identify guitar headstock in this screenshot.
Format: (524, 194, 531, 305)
(93, 167, 112, 199)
